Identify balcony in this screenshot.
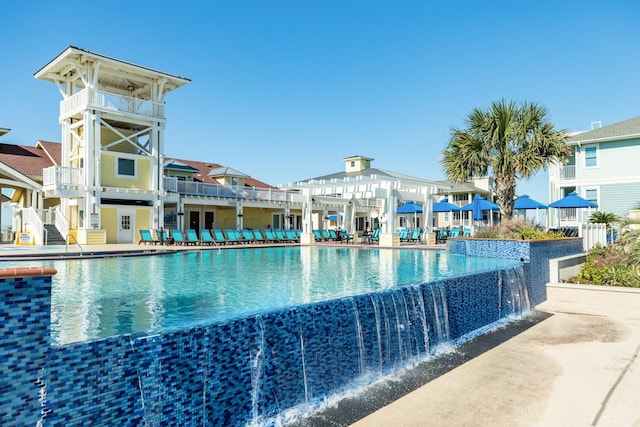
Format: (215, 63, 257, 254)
(43, 166, 84, 196)
(164, 177, 296, 203)
(60, 88, 165, 120)
(560, 165, 576, 180)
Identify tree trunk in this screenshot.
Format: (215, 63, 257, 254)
(495, 174, 516, 220)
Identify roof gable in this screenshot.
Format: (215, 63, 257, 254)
(568, 116, 640, 144)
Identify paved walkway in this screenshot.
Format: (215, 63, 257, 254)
(350, 299, 640, 427)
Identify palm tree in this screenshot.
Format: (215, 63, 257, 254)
(442, 99, 571, 219)
(589, 212, 619, 228)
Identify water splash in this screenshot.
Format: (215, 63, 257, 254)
(501, 267, 531, 316)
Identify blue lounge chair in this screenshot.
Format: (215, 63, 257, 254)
(252, 229, 266, 243)
(321, 229, 331, 240)
(449, 227, 460, 238)
(200, 229, 215, 245)
(241, 229, 255, 243)
(313, 229, 324, 241)
(274, 229, 287, 242)
(186, 229, 200, 245)
(328, 229, 338, 240)
(399, 229, 409, 242)
(264, 229, 277, 242)
(171, 229, 186, 245)
(212, 229, 227, 245)
(408, 228, 422, 243)
(225, 229, 242, 244)
(138, 229, 159, 245)
(285, 229, 299, 242)
(436, 228, 448, 244)
(463, 227, 472, 237)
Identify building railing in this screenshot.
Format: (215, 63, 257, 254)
(43, 166, 83, 189)
(164, 177, 297, 202)
(60, 88, 165, 119)
(560, 165, 576, 180)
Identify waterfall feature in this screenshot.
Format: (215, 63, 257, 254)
(500, 266, 531, 316)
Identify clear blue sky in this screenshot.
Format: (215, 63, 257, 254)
(2, 1, 640, 204)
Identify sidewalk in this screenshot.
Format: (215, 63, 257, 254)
(350, 298, 640, 427)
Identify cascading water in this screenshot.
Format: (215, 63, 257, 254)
(500, 266, 531, 316)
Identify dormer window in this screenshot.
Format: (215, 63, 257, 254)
(350, 161, 355, 167)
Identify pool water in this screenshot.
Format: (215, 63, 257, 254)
(1, 246, 519, 345)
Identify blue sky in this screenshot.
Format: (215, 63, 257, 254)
(2, 1, 640, 205)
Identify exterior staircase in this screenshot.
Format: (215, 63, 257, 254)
(44, 224, 66, 245)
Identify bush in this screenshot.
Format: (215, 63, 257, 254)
(474, 219, 564, 240)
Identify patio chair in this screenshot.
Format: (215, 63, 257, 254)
(212, 229, 227, 245)
(185, 229, 200, 245)
(448, 227, 460, 238)
(200, 229, 215, 245)
(340, 229, 354, 244)
(321, 229, 331, 241)
(399, 229, 410, 242)
(313, 229, 324, 241)
(369, 228, 380, 244)
(274, 229, 287, 242)
(285, 229, 299, 242)
(171, 229, 186, 245)
(241, 229, 255, 243)
(138, 229, 159, 245)
(264, 229, 278, 242)
(328, 229, 338, 240)
(224, 229, 242, 244)
(252, 229, 266, 243)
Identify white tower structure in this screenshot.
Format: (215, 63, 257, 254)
(35, 46, 189, 243)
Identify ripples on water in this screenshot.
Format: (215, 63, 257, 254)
(0, 247, 518, 345)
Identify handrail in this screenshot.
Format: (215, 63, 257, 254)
(66, 234, 83, 257)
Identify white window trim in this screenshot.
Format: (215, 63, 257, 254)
(583, 186, 599, 207)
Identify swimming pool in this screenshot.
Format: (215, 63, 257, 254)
(1, 246, 519, 346)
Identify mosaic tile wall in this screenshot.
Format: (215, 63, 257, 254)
(4, 263, 533, 426)
(447, 238, 583, 305)
(0, 274, 51, 427)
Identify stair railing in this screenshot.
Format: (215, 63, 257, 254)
(66, 234, 83, 257)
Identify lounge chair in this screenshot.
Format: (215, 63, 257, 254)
(408, 228, 422, 243)
(328, 229, 338, 240)
(241, 229, 255, 243)
(463, 227, 472, 237)
(225, 229, 242, 244)
(171, 229, 186, 245)
(436, 228, 448, 244)
(263, 229, 276, 242)
(449, 227, 460, 238)
(274, 229, 287, 242)
(399, 229, 409, 242)
(340, 229, 354, 244)
(185, 229, 200, 245)
(138, 229, 159, 245)
(321, 229, 331, 240)
(159, 229, 173, 245)
(252, 229, 266, 243)
(200, 229, 215, 245)
(313, 229, 324, 241)
(285, 229, 299, 242)
(212, 229, 227, 245)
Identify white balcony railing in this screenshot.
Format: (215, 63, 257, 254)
(60, 88, 165, 119)
(560, 165, 576, 180)
(164, 177, 296, 203)
(43, 166, 83, 189)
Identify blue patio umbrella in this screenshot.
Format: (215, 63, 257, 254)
(513, 194, 547, 210)
(432, 198, 462, 213)
(548, 192, 598, 208)
(397, 201, 423, 214)
(397, 201, 423, 229)
(461, 194, 500, 221)
(514, 194, 547, 225)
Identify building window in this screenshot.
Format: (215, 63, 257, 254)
(584, 145, 597, 167)
(350, 161, 355, 167)
(117, 158, 136, 177)
(585, 188, 598, 206)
